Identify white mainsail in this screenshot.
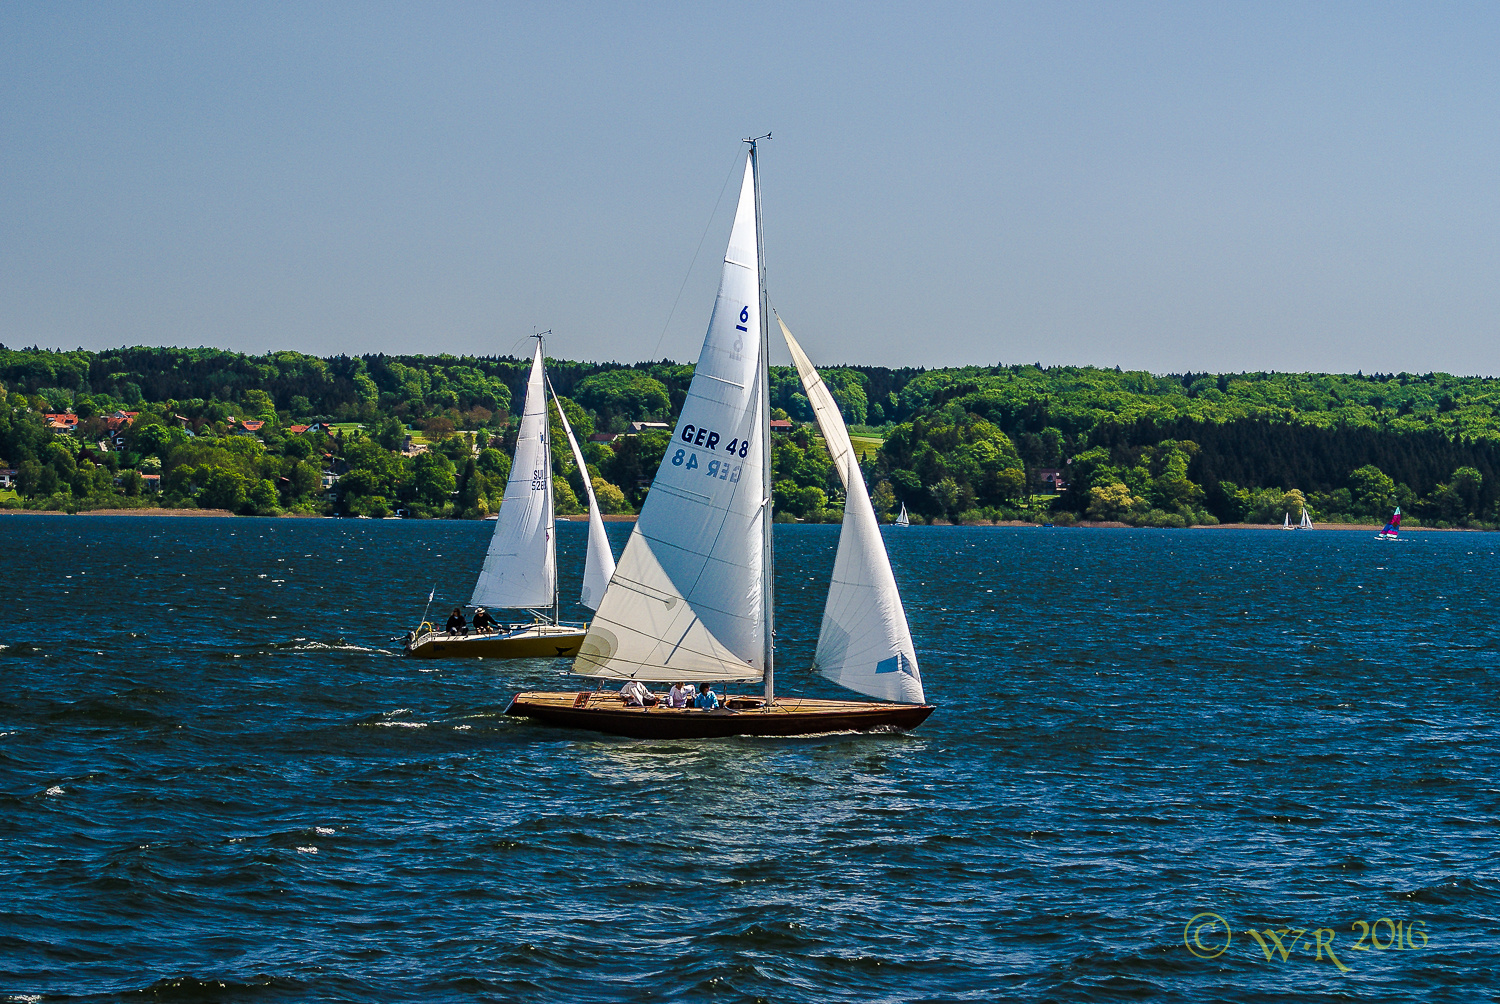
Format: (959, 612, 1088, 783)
(1300, 508, 1313, 529)
(470, 340, 556, 610)
(779, 316, 925, 704)
(895, 503, 909, 527)
(549, 380, 617, 610)
(574, 156, 767, 682)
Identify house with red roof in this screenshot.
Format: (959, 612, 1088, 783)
(97, 412, 139, 449)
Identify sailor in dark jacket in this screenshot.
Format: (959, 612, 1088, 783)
(445, 607, 468, 636)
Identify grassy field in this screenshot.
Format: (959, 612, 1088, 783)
(848, 433, 883, 460)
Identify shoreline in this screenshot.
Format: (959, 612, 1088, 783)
(0, 510, 1484, 532)
(0, 508, 642, 521)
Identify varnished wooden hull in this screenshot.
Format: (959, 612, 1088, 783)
(505, 691, 935, 738)
(405, 624, 586, 660)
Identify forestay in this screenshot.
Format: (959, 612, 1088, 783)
(550, 380, 616, 610)
(779, 315, 926, 704)
(574, 156, 767, 682)
(470, 341, 556, 610)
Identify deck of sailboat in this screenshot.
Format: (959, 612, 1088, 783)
(406, 622, 587, 660)
(506, 690, 935, 738)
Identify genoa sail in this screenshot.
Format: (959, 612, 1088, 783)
(573, 155, 767, 682)
(779, 315, 925, 705)
(549, 379, 616, 610)
(470, 340, 556, 610)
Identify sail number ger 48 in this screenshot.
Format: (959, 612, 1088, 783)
(678, 424, 751, 457)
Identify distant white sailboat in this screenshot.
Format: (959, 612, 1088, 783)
(1282, 511, 1293, 530)
(404, 335, 617, 659)
(1299, 508, 1313, 530)
(895, 503, 910, 527)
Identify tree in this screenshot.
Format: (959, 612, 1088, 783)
(286, 461, 321, 502)
(246, 478, 279, 514)
(573, 370, 671, 423)
(591, 476, 630, 514)
(477, 447, 511, 485)
(457, 458, 482, 513)
(870, 480, 897, 521)
(1349, 465, 1397, 518)
(929, 477, 961, 518)
(412, 451, 457, 506)
(1449, 466, 1482, 517)
(16, 459, 43, 497)
(1087, 483, 1141, 520)
(1283, 488, 1308, 522)
(553, 475, 583, 516)
(198, 468, 248, 510)
(242, 389, 277, 422)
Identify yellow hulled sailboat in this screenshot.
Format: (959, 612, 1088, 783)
(405, 336, 616, 659)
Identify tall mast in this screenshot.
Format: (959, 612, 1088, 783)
(536, 330, 558, 627)
(747, 133, 774, 704)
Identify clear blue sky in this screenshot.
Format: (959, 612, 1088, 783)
(3, 3, 1498, 374)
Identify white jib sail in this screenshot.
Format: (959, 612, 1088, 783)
(549, 379, 616, 610)
(470, 340, 556, 610)
(779, 315, 926, 705)
(575, 156, 766, 682)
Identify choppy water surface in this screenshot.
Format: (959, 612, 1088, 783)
(3, 516, 1498, 1002)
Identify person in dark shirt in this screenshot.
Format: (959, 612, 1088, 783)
(445, 607, 468, 636)
(472, 607, 500, 634)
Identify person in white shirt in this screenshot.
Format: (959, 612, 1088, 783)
(620, 680, 657, 707)
(666, 682, 696, 709)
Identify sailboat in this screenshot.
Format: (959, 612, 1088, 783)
(506, 140, 935, 737)
(1377, 507, 1403, 540)
(1299, 508, 1313, 530)
(895, 502, 910, 527)
(405, 336, 617, 659)
(1282, 511, 1292, 530)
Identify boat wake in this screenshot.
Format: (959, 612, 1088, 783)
(267, 638, 396, 656)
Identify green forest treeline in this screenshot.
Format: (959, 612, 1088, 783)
(3, 344, 1500, 528)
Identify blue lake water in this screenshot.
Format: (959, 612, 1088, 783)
(3, 516, 1498, 1002)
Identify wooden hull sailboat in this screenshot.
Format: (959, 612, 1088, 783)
(507, 691, 934, 739)
(505, 139, 934, 738)
(402, 335, 616, 660)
